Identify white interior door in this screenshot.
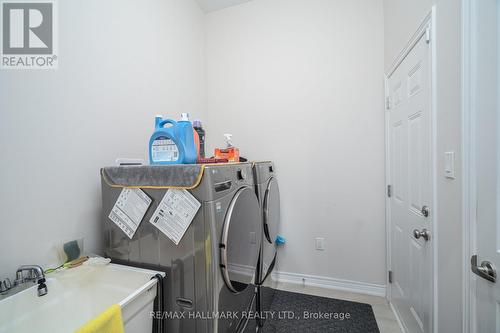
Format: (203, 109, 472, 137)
(387, 24, 433, 333)
(469, 0, 500, 331)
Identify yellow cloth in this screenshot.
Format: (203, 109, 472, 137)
(75, 304, 124, 333)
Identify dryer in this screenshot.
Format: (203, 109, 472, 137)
(101, 163, 262, 333)
(252, 161, 281, 329)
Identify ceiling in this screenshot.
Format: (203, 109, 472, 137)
(195, 0, 253, 13)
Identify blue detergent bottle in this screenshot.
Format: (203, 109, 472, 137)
(149, 114, 197, 165)
(177, 113, 198, 164)
(149, 115, 183, 165)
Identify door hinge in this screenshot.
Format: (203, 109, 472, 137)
(386, 96, 391, 110)
(388, 270, 393, 284)
(425, 27, 431, 44)
(387, 185, 392, 198)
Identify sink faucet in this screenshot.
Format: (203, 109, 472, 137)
(15, 265, 48, 297)
(15, 265, 44, 282)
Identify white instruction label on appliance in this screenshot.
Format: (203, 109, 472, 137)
(149, 189, 201, 245)
(108, 188, 152, 239)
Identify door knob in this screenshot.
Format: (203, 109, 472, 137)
(421, 206, 430, 217)
(471, 255, 496, 283)
(413, 228, 430, 241)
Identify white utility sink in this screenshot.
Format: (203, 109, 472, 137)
(0, 263, 163, 333)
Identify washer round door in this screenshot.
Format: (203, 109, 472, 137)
(220, 186, 262, 293)
(263, 177, 280, 246)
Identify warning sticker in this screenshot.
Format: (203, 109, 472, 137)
(108, 188, 152, 239)
(149, 189, 201, 245)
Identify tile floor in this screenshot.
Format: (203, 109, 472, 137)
(275, 282, 402, 333)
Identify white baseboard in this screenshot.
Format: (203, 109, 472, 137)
(271, 270, 387, 298)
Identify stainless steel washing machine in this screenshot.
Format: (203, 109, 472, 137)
(252, 161, 281, 329)
(101, 163, 262, 333)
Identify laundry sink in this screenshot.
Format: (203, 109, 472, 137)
(0, 263, 163, 333)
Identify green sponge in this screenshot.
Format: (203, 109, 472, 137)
(63, 240, 81, 262)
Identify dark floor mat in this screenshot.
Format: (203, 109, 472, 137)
(259, 289, 380, 333)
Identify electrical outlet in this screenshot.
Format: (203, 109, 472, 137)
(315, 237, 325, 251)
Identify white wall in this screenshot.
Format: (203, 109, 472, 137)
(383, 0, 463, 331)
(0, 0, 206, 280)
(383, 0, 431, 70)
(205, 0, 386, 287)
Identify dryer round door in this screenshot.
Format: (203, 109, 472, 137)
(220, 186, 262, 293)
(263, 177, 280, 245)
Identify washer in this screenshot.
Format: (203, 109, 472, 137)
(252, 161, 281, 329)
(101, 163, 262, 333)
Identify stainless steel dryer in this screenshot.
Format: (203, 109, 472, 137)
(101, 163, 262, 333)
(252, 161, 281, 329)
